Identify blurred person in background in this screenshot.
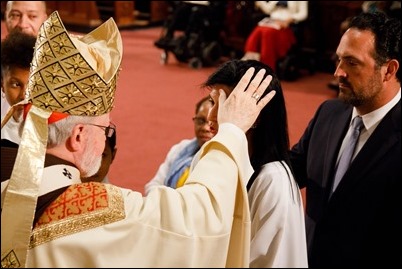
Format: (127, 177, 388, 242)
(241, 1, 308, 72)
(145, 96, 214, 193)
(4, 1, 47, 36)
(1, 30, 36, 144)
(2, 1, 48, 123)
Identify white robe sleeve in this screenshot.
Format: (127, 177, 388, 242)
(27, 123, 253, 268)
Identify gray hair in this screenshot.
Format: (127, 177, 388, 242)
(47, 115, 98, 147)
(19, 115, 100, 148)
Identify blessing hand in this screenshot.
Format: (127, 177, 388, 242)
(217, 67, 275, 132)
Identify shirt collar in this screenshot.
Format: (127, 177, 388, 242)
(351, 88, 401, 134)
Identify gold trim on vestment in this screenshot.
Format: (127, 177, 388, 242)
(30, 183, 125, 248)
(1, 106, 51, 268)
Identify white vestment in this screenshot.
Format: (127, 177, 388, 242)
(1, 123, 252, 268)
(248, 161, 308, 267)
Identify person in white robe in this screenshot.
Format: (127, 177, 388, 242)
(200, 59, 308, 267)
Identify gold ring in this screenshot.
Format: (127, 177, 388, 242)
(251, 92, 260, 101)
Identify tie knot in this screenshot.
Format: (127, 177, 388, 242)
(352, 116, 364, 131)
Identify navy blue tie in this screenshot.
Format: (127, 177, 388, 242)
(332, 116, 364, 193)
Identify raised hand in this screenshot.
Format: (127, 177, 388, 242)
(217, 67, 276, 132)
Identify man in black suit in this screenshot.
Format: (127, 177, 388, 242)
(290, 12, 401, 267)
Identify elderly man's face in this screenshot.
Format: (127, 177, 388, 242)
(78, 113, 112, 178)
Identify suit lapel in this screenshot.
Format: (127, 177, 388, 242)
(331, 101, 401, 198)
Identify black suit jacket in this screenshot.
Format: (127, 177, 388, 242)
(290, 98, 401, 268)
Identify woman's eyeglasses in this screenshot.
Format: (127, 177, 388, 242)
(192, 117, 208, 126)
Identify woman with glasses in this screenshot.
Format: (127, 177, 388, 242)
(144, 96, 214, 193)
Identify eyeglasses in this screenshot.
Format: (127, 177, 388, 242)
(86, 122, 116, 138)
(192, 117, 208, 126)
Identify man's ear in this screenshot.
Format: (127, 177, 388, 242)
(384, 59, 399, 82)
(68, 124, 85, 152)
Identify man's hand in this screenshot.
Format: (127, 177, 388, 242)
(217, 67, 276, 132)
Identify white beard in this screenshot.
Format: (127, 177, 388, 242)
(80, 144, 102, 178)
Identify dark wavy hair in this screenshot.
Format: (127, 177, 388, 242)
(1, 29, 36, 77)
(349, 11, 401, 81)
(202, 59, 293, 189)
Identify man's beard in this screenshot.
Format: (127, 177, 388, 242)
(80, 145, 102, 178)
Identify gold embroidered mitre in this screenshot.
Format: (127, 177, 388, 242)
(27, 10, 122, 116)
